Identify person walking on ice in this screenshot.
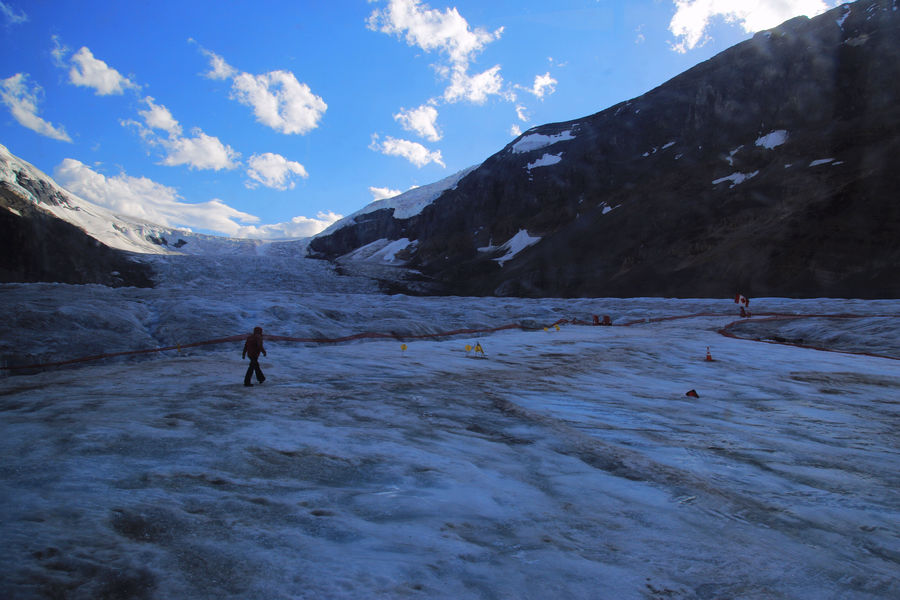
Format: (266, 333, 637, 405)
(242, 326, 267, 387)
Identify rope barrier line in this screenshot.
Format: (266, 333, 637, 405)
(2, 312, 896, 373)
(619, 311, 725, 326)
(717, 314, 900, 361)
(0, 322, 547, 373)
(1, 334, 248, 372)
(620, 311, 899, 327)
(620, 310, 900, 360)
(263, 321, 526, 345)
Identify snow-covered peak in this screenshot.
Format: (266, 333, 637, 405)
(315, 164, 478, 239)
(0, 143, 277, 256)
(1, 144, 167, 254)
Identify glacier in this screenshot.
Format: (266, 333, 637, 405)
(1, 254, 899, 599)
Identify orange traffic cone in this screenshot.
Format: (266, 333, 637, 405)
(705, 346, 713, 362)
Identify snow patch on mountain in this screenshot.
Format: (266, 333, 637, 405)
(642, 142, 676, 158)
(837, 6, 851, 28)
(712, 171, 759, 188)
(755, 130, 789, 149)
(726, 145, 744, 165)
(526, 153, 563, 171)
(600, 201, 619, 215)
(480, 229, 541, 266)
(511, 130, 576, 154)
(341, 237, 415, 265)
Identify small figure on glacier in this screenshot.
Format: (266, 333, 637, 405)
(735, 293, 751, 318)
(242, 326, 267, 387)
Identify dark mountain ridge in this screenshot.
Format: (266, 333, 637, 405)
(310, 0, 900, 298)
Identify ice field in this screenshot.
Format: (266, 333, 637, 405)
(1, 255, 899, 599)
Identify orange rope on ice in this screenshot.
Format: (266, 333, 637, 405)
(717, 314, 900, 361)
(0, 321, 556, 372)
(620, 310, 900, 360)
(3, 312, 897, 373)
(1, 334, 248, 372)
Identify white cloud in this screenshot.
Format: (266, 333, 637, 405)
(0, 73, 72, 142)
(369, 186, 402, 201)
(50, 35, 69, 68)
(548, 56, 568, 68)
(245, 152, 309, 190)
(394, 104, 441, 142)
(159, 129, 241, 171)
(55, 158, 338, 239)
(514, 72, 557, 100)
(367, 0, 502, 69)
(124, 96, 239, 172)
(230, 70, 327, 135)
(200, 48, 237, 80)
(635, 25, 646, 44)
(54, 158, 258, 235)
(234, 211, 342, 239)
(510, 124, 522, 137)
(1, 1, 27, 25)
(369, 0, 509, 105)
(370, 134, 445, 168)
(530, 72, 557, 99)
(138, 96, 181, 136)
(199, 48, 327, 136)
(443, 64, 507, 104)
(68, 47, 139, 95)
(515, 105, 529, 122)
(669, 0, 838, 53)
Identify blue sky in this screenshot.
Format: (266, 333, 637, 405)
(1, 0, 841, 239)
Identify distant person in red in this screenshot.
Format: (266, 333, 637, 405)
(735, 293, 751, 317)
(242, 326, 267, 387)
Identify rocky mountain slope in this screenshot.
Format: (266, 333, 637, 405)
(0, 160, 154, 287)
(0, 143, 309, 286)
(310, 0, 900, 298)
(1, 190, 154, 288)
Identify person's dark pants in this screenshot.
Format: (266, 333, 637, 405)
(244, 357, 265, 385)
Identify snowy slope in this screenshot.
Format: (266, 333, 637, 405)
(1, 254, 899, 598)
(0, 143, 295, 256)
(1, 143, 177, 254)
(315, 164, 478, 240)
(479, 229, 542, 266)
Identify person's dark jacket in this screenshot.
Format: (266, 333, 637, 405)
(242, 329, 266, 360)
